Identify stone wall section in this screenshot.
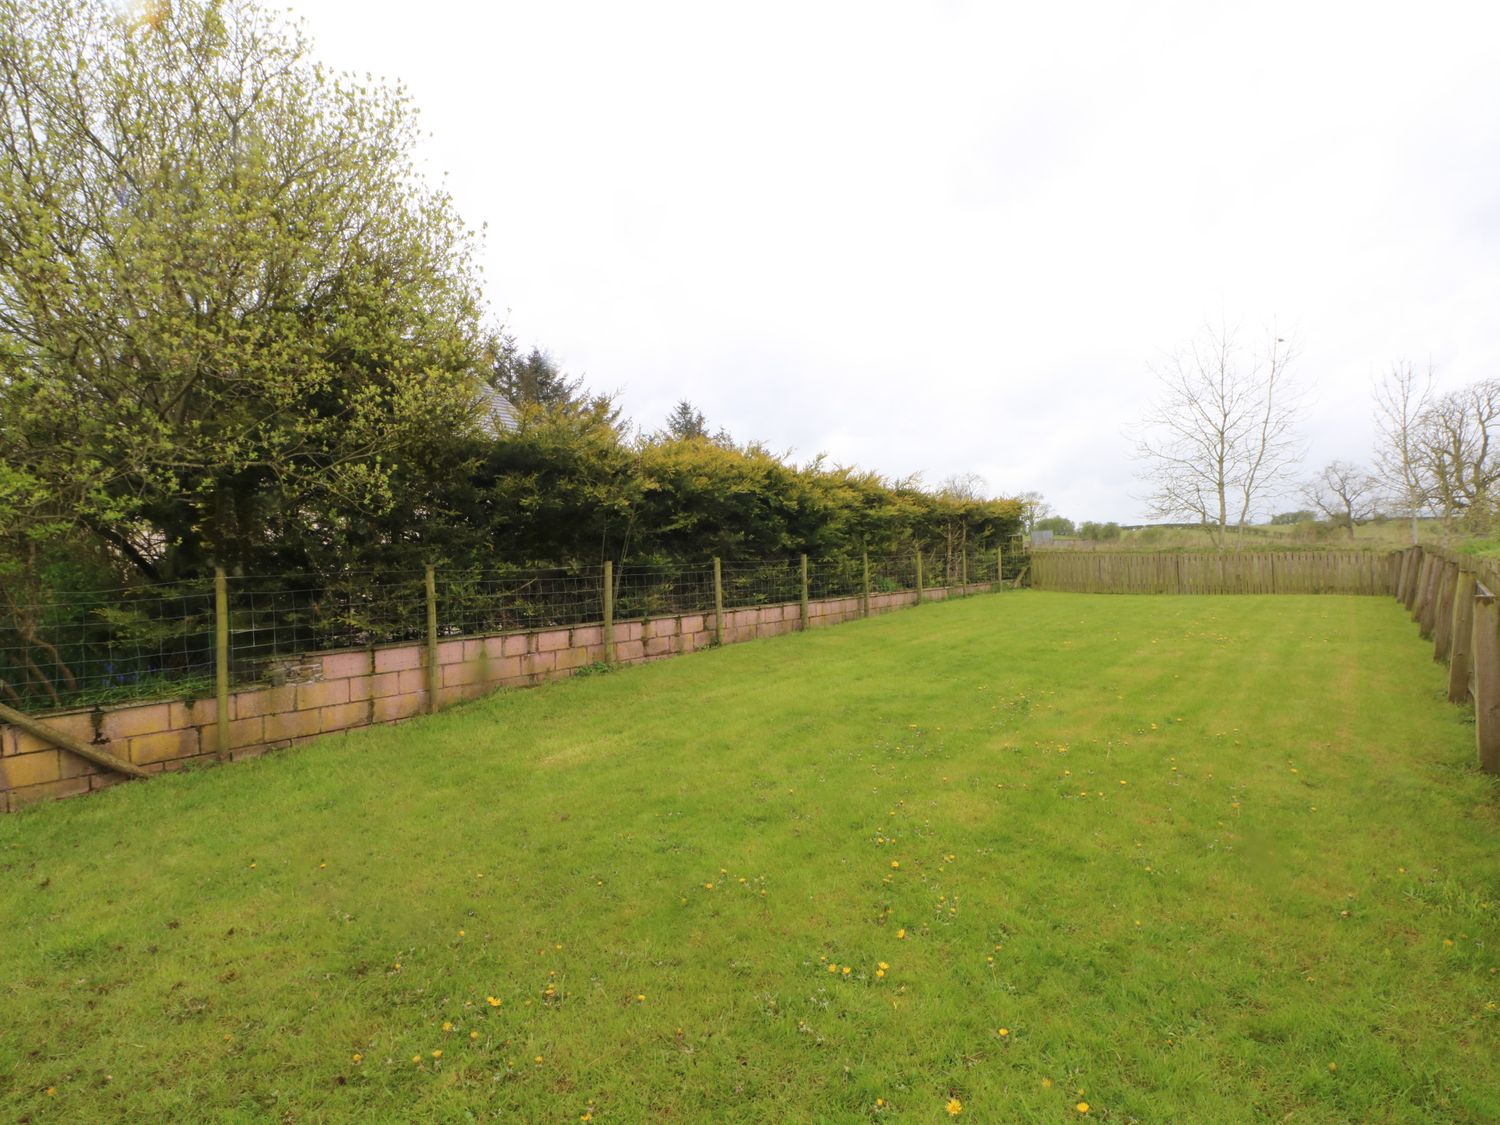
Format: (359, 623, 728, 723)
(1, 582, 994, 811)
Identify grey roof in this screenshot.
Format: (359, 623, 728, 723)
(477, 384, 521, 435)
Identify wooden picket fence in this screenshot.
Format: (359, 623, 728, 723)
(1030, 550, 1397, 595)
(1393, 544, 1500, 775)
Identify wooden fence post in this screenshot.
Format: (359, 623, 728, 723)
(602, 560, 615, 664)
(713, 557, 724, 645)
(799, 554, 809, 631)
(915, 551, 924, 605)
(1449, 570, 1476, 704)
(1419, 554, 1443, 639)
(961, 552, 968, 594)
(996, 545, 1004, 589)
(1472, 585, 1500, 773)
(0, 702, 148, 780)
(425, 564, 439, 714)
(862, 551, 871, 618)
(215, 566, 230, 761)
(1433, 560, 1458, 662)
(1406, 552, 1428, 614)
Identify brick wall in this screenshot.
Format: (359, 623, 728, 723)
(0, 582, 993, 812)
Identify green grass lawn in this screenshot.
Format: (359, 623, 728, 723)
(3, 592, 1498, 1123)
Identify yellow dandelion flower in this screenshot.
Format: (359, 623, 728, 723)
(1328, 1062, 1337, 1072)
(1077, 1102, 1090, 1114)
(352, 1053, 362, 1064)
(946, 1097, 963, 1116)
(876, 1097, 885, 1107)
(46, 1087, 56, 1096)
(997, 1027, 1009, 1037)
(891, 860, 900, 869)
(431, 1049, 442, 1059)
(412, 1055, 421, 1064)
(1041, 1077, 1053, 1088)
(828, 963, 839, 973)
(458, 929, 465, 936)
(875, 969, 885, 979)
(704, 883, 714, 890)
(534, 1055, 543, 1065)
(842, 966, 851, 976)
(486, 996, 502, 1007)
(442, 1021, 453, 1032)
(896, 929, 907, 939)
(879, 962, 889, 970)
(637, 994, 646, 1002)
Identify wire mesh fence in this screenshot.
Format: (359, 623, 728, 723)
(2, 548, 1026, 712)
(0, 581, 214, 712)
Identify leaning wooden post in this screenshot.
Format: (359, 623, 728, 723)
(712, 557, 724, 645)
(861, 551, 871, 618)
(915, 550, 924, 605)
(424, 564, 440, 714)
(1449, 569, 1476, 704)
(214, 566, 231, 761)
(602, 560, 615, 664)
(1473, 583, 1500, 773)
(0, 702, 148, 780)
(1433, 560, 1458, 662)
(799, 554, 810, 631)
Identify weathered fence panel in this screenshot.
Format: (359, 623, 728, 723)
(1030, 550, 1397, 595)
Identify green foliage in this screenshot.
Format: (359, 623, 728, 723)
(1077, 520, 1121, 541)
(1035, 516, 1076, 536)
(0, 0, 489, 579)
(1272, 510, 1317, 525)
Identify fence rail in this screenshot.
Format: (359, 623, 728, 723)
(1030, 550, 1398, 595)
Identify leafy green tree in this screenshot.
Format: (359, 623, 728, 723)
(0, 0, 489, 580)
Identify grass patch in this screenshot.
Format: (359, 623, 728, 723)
(3, 592, 1498, 1122)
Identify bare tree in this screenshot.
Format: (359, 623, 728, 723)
(1133, 324, 1302, 550)
(1016, 491, 1050, 537)
(1413, 379, 1500, 536)
(1372, 361, 1435, 544)
(1302, 461, 1380, 539)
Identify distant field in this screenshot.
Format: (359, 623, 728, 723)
(3, 593, 1497, 1122)
(1047, 521, 1424, 552)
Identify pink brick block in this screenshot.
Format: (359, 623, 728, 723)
(397, 668, 427, 694)
(296, 679, 349, 711)
(463, 639, 485, 661)
(345, 673, 377, 702)
(366, 671, 402, 698)
(503, 633, 530, 656)
(7, 710, 97, 756)
(226, 716, 264, 751)
(101, 703, 171, 742)
(572, 625, 602, 647)
(443, 660, 484, 687)
(322, 651, 370, 680)
(436, 639, 465, 665)
(556, 646, 594, 672)
(680, 615, 704, 633)
(10, 776, 89, 807)
(537, 629, 570, 653)
(644, 617, 673, 640)
(645, 636, 674, 657)
(169, 699, 213, 729)
(235, 686, 296, 720)
(526, 651, 557, 677)
(619, 621, 643, 642)
(263, 710, 320, 742)
(484, 655, 523, 682)
(129, 728, 199, 766)
(1, 749, 61, 788)
(373, 693, 425, 723)
(615, 639, 645, 663)
(320, 701, 369, 733)
(60, 747, 103, 780)
(374, 645, 422, 673)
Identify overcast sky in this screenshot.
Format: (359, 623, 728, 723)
(285, 0, 1500, 523)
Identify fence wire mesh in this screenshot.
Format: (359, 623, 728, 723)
(3, 549, 1026, 712)
(0, 581, 214, 711)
